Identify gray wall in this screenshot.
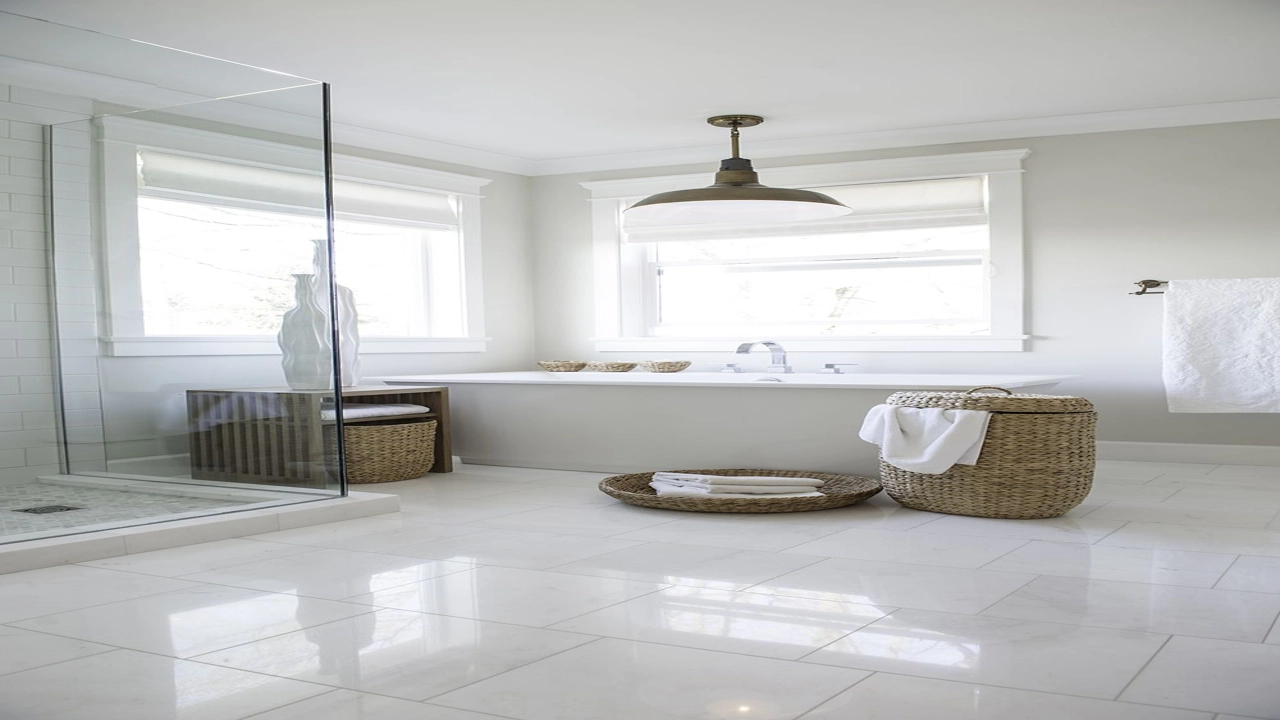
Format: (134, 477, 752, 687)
(530, 120, 1280, 446)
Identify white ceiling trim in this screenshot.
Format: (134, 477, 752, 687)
(529, 97, 1280, 177)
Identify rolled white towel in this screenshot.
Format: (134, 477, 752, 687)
(652, 472, 824, 488)
(650, 481, 823, 499)
(654, 479, 826, 495)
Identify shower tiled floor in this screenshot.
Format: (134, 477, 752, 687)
(1, 459, 1279, 719)
(0, 483, 249, 538)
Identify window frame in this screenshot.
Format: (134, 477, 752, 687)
(98, 117, 492, 356)
(582, 149, 1030, 352)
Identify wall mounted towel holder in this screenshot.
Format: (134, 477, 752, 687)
(1131, 279, 1167, 295)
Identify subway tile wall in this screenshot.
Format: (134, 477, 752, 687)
(0, 83, 103, 487)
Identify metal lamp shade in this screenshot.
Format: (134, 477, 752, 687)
(626, 184, 852, 224)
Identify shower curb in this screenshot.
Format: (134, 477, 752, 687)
(0, 491, 399, 574)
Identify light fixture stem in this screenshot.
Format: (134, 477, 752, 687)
(729, 124, 741, 159)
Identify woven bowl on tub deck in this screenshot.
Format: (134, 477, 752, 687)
(537, 361, 587, 372)
(638, 360, 692, 373)
(584, 361, 637, 372)
(599, 469, 881, 513)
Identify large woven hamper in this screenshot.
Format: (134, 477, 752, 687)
(326, 419, 437, 484)
(879, 387, 1096, 519)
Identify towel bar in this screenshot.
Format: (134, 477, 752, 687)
(1131, 279, 1167, 295)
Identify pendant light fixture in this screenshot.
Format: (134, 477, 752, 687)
(625, 115, 852, 225)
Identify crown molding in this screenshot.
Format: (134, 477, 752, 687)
(532, 97, 1280, 176)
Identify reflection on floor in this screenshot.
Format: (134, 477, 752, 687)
(1, 459, 1279, 719)
(0, 482, 247, 538)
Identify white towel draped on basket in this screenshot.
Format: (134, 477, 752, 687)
(859, 404, 991, 475)
(1162, 278, 1280, 413)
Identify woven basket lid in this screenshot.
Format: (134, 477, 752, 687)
(886, 386, 1094, 413)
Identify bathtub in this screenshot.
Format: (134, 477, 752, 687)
(375, 371, 1075, 476)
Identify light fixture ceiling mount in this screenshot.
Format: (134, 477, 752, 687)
(625, 115, 851, 225)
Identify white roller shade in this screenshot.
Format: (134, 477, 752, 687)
(623, 176, 986, 243)
(138, 150, 457, 227)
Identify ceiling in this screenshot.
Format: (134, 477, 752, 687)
(4, 0, 1280, 174)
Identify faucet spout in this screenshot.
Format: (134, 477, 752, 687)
(735, 341, 792, 373)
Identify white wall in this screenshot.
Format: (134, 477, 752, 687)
(530, 120, 1280, 447)
(0, 85, 108, 486)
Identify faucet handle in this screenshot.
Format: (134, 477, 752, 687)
(821, 363, 858, 374)
(720, 363, 744, 373)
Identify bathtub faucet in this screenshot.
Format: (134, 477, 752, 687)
(735, 341, 793, 374)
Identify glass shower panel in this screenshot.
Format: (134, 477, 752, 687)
(49, 83, 346, 497)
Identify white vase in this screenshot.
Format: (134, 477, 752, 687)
(311, 238, 361, 387)
(278, 273, 333, 390)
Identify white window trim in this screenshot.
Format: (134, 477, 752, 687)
(582, 149, 1030, 353)
(97, 117, 492, 356)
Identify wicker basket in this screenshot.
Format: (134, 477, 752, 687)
(639, 360, 692, 373)
(537, 361, 587, 372)
(326, 419, 437, 484)
(599, 469, 881, 513)
(879, 387, 1096, 519)
(585, 361, 637, 372)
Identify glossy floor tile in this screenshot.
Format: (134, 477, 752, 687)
(981, 540, 1237, 588)
(750, 557, 1037, 614)
(1098, 522, 1280, 557)
(910, 514, 1127, 544)
(1121, 636, 1280, 718)
(472, 503, 678, 536)
(550, 584, 889, 659)
(1083, 501, 1279, 529)
(81, 538, 316, 577)
(247, 516, 484, 552)
(348, 565, 667, 626)
(0, 564, 197, 623)
(13, 584, 373, 657)
(549, 541, 824, 590)
(431, 637, 869, 720)
(0, 649, 329, 720)
(5, 458, 1279, 719)
(613, 514, 847, 552)
(783, 527, 1028, 568)
(0, 625, 113, 676)
(1215, 555, 1280, 593)
(243, 690, 503, 719)
(801, 673, 1212, 720)
(982, 575, 1280, 641)
(802, 608, 1168, 698)
(180, 548, 474, 599)
(484, 485, 622, 507)
(194, 608, 595, 701)
(385, 528, 642, 569)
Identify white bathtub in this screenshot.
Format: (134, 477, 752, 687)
(376, 371, 1076, 476)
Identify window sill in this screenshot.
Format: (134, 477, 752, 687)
(104, 336, 490, 357)
(594, 336, 1028, 353)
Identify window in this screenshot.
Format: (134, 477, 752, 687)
(585, 150, 1028, 352)
(99, 118, 491, 356)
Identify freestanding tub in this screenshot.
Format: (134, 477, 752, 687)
(374, 372, 1076, 476)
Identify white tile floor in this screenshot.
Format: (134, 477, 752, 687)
(1, 459, 1279, 719)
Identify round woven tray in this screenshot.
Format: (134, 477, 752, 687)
(599, 469, 881, 513)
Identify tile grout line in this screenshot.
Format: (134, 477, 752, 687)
(792, 670, 880, 719)
(1110, 633, 1174, 701)
(1210, 553, 1248, 590)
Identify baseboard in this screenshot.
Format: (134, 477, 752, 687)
(1097, 441, 1280, 466)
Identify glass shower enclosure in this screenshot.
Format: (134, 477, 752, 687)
(0, 12, 347, 543)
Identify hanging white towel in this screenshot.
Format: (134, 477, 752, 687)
(1163, 278, 1280, 413)
(651, 472, 824, 488)
(859, 404, 991, 475)
(649, 481, 824, 499)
